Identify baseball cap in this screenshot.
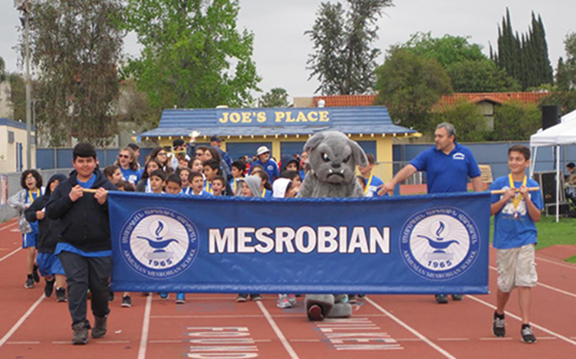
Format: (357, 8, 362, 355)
(256, 146, 270, 156)
(210, 135, 222, 143)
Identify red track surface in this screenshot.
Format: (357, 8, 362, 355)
(1, 218, 576, 359)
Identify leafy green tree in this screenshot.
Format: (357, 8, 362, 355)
(490, 100, 541, 141)
(124, 0, 260, 110)
(28, 0, 123, 147)
(0, 57, 5, 82)
(540, 91, 576, 115)
(447, 60, 520, 92)
(260, 88, 290, 108)
(430, 99, 487, 142)
(374, 48, 452, 132)
(556, 32, 576, 90)
(7, 73, 26, 122)
(306, 0, 393, 95)
(401, 32, 486, 68)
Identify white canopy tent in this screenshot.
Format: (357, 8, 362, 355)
(529, 109, 576, 222)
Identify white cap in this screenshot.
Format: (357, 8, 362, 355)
(256, 146, 270, 156)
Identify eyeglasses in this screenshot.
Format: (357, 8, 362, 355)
(118, 154, 130, 159)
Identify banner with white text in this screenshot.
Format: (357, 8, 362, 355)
(108, 191, 490, 294)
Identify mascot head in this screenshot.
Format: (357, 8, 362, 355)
(304, 131, 368, 184)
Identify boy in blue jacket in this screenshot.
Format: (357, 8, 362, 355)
(47, 143, 117, 345)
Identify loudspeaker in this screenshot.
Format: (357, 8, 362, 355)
(546, 203, 571, 216)
(534, 171, 565, 204)
(542, 105, 561, 130)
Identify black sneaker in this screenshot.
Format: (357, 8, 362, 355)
(250, 294, 263, 301)
(56, 288, 67, 302)
(521, 325, 536, 344)
(109, 291, 115, 302)
(236, 294, 248, 302)
(348, 295, 357, 304)
(32, 265, 40, 283)
(435, 294, 448, 304)
(452, 294, 463, 301)
(72, 322, 89, 345)
(92, 316, 107, 339)
(25, 275, 34, 289)
(492, 312, 506, 337)
(44, 278, 55, 297)
(121, 295, 132, 308)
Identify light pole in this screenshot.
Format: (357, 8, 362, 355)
(15, 0, 33, 170)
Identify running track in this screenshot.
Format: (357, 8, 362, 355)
(1, 218, 576, 359)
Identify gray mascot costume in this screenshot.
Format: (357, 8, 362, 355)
(298, 130, 368, 321)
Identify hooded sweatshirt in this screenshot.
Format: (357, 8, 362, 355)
(25, 174, 67, 253)
(272, 178, 292, 198)
(237, 175, 261, 198)
(280, 156, 300, 174)
(46, 169, 117, 252)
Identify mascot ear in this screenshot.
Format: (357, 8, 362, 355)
(304, 132, 325, 153)
(349, 139, 368, 167)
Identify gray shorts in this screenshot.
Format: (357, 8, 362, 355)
(496, 244, 538, 293)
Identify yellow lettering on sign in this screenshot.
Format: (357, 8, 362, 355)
(319, 111, 330, 122)
(257, 112, 267, 123)
(296, 112, 307, 122)
(285, 112, 295, 122)
(242, 112, 252, 123)
(219, 113, 229, 123)
(230, 112, 241, 124)
(308, 111, 318, 122)
(275, 112, 286, 122)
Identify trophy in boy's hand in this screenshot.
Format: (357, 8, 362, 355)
(189, 130, 200, 143)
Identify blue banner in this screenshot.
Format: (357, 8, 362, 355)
(216, 108, 332, 126)
(108, 192, 490, 294)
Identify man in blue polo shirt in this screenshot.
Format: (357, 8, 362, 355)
(379, 122, 483, 304)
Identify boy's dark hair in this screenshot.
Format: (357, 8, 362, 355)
(116, 180, 135, 192)
(103, 165, 119, 179)
(250, 164, 265, 173)
(150, 169, 167, 182)
(212, 175, 225, 185)
(127, 143, 140, 151)
(203, 159, 220, 171)
(508, 145, 530, 160)
(20, 169, 43, 189)
(189, 171, 203, 181)
(568, 162, 575, 169)
(166, 173, 182, 187)
(231, 160, 246, 173)
(73, 143, 97, 160)
(365, 153, 375, 165)
(280, 170, 301, 181)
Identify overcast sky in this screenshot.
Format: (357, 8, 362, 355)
(1, 0, 574, 99)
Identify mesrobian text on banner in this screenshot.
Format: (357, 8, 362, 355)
(108, 191, 490, 294)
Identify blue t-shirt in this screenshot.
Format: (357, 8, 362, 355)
(364, 174, 386, 197)
(409, 143, 481, 193)
(251, 159, 279, 183)
(120, 167, 141, 185)
(26, 189, 42, 234)
(77, 174, 96, 189)
(489, 176, 544, 249)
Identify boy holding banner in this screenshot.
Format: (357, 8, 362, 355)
(47, 143, 116, 345)
(489, 145, 543, 344)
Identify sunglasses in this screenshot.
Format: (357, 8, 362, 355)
(118, 154, 130, 159)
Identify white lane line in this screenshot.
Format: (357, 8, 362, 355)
(437, 338, 469, 342)
(0, 221, 17, 231)
(138, 294, 152, 359)
(479, 337, 513, 341)
(256, 301, 299, 359)
(466, 295, 576, 346)
(536, 256, 576, 270)
(489, 266, 576, 299)
(0, 248, 21, 263)
(0, 294, 45, 348)
(366, 298, 456, 359)
(5, 341, 40, 345)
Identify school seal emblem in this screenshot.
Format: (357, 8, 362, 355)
(400, 207, 480, 281)
(120, 207, 199, 279)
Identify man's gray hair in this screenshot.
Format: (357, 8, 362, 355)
(436, 122, 456, 138)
